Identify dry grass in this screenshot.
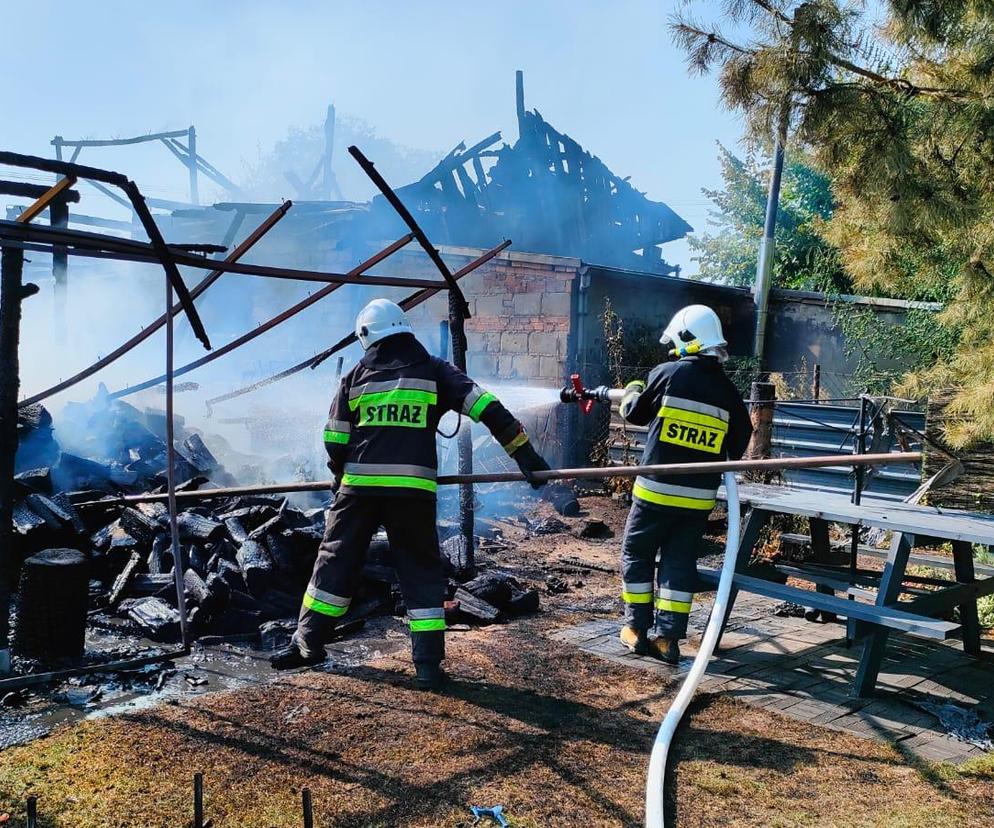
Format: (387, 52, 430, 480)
(1, 497, 992, 827)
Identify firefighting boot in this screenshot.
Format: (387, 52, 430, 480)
(269, 645, 326, 671)
(414, 662, 448, 691)
(648, 637, 681, 665)
(619, 625, 649, 656)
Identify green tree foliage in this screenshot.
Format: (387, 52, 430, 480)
(690, 144, 850, 291)
(672, 0, 994, 446)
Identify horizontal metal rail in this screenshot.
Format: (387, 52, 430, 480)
(0, 220, 446, 289)
(75, 452, 921, 508)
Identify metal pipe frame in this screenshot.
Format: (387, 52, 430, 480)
(108, 233, 416, 399)
(74, 452, 922, 508)
(0, 221, 446, 289)
(19, 202, 294, 408)
(203, 240, 511, 409)
(0, 151, 211, 348)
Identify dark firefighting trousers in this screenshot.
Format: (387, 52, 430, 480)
(292, 493, 446, 664)
(620, 498, 709, 640)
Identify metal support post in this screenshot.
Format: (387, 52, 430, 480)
(188, 126, 199, 205)
(50, 199, 69, 348)
(0, 246, 29, 675)
(847, 395, 869, 640)
(449, 291, 475, 571)
(165, 277, 190, 647)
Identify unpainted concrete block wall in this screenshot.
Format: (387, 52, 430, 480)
(396, 247, 581, 388)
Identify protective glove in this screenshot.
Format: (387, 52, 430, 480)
(514, 442, 551, 489)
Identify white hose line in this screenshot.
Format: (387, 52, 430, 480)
(645, 472, 741, 828)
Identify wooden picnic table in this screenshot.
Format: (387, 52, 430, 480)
(703, 483, 994, 697)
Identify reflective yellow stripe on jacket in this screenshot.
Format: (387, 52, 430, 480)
(631, 476, 716, 510)
(323, 418, 352, 445)
(340, 462, 438, 493)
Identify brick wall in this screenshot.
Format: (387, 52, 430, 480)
(398, 246, 581, 387)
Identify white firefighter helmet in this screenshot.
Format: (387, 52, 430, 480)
(660, 304, 728, 357)
(355, 298, 414, 350)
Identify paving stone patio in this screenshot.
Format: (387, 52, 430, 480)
(550, 593, 994, 765)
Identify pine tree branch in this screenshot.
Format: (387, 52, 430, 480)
(675, 5, 977, 101)
(672, 23, 756, 58)
(827, 53, 973, 99)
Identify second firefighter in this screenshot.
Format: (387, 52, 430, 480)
(617, 304, 753, 664)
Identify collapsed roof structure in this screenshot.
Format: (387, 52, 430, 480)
(380, 72, 692, 275)
(139, 72, 690, 277)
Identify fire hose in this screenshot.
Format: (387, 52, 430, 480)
(70, 378, 917, 828)
(645, 470, 739, 828)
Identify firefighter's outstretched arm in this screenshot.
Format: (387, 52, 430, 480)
(322, 376, 353, 483)
(436, 360, 550, 488)
(725, 393, 754, 461)
(619, 364, 665, 426)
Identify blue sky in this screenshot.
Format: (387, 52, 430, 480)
(1, 0, 747, 276)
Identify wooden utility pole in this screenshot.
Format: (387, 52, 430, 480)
(753, 9, 800, 368)
(745, 381, 776, 481)
(751, 119, 787, 367)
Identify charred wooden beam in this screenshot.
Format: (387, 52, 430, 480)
(109, 232, 415, 400)
(0, 180, 80, 203)
(0, 245, 26, 674)
(0, 221, 442, 288)
(0, 151, 211, 350)
(202, 239, 511, 410)
(19, 202, 292, 408)
(348, 145, 470, 318)
(52, 130, 189, 148)
(308, 240, 510, 369)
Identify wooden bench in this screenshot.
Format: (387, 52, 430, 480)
(697, 568, 961, 640)
(779, 532, 994, 578)
(710, 484, 994, 696)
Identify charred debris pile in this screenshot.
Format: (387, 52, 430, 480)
(9, 394, 546, 665)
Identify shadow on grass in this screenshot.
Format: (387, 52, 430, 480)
(133, 664, 655, 827)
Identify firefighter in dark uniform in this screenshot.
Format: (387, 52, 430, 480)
(617, 305, 752, 663)
(271, 299, 550, 689)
